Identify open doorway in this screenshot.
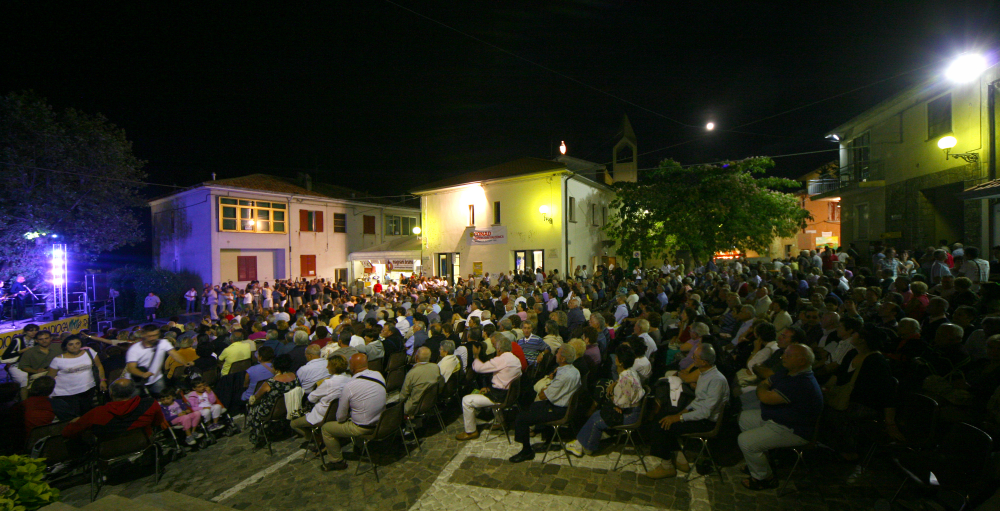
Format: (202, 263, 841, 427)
(437, 253, 460, 285)
(514, 250, 544, 273)
(922, 182, 965, 246)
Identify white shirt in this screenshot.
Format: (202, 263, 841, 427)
(349, 335, 366, 348)
(633, 356, 651, 381)
(746, 341, 778, 371)
(638, 332, 658, 356)
(125, 339, 175, 385)
(184, 290, 197, 301)
(296, 358, 332, 394)
(305, 373, 351, 425)
(49, 348, 98, 397)
(438, 354, 461, 383)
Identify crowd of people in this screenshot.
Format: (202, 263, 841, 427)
(1, 241, 998, 504)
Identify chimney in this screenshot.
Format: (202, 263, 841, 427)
(304, 173, 313, 191)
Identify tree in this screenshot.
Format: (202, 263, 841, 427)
(605, 157, 811, 264)
(0, 91, 146, 284)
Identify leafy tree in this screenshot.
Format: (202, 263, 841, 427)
(605, 157, 811, 264)
(108, 266, 202, 320)
(0, 91, 146, 284)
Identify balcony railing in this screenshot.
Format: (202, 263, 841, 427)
(838, 160, 882, 188)
(806, 178, 839, 195)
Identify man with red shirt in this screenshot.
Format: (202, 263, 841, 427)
(62, 379, 167, 440)
(309, 326, 333, 348)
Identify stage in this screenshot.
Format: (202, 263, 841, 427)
(0, 314, 90, 351)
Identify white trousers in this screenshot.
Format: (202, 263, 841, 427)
(461, 393, 497, 434)
(199, 404, 225, 421)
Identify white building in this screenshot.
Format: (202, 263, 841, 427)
(413, 155, 622, 284)
(148, 174, 421, 286)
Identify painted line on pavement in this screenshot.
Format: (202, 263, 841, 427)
(210, 449, 305, 502)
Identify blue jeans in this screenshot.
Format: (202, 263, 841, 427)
(577, 406, 642, 452)
(186, 300, 196, 313)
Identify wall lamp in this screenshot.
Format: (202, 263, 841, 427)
(937, 136, 979, 164)
(539, 205, 553, 224)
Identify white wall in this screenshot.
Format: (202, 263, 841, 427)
(150, 191, 215, 285)
(565, 176, 616, 275)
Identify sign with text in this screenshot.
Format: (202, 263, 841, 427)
(473, 261, 484, 277)
(386, 259, 414, 272)
(467, 226, 507, 245)
(0, 315, 90, 353)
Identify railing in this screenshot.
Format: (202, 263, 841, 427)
(838, 160, 882, 188)
(806, 179, 839, 195)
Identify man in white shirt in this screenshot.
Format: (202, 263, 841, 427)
(438, 340, 461, 383)
(126, 324, 194, 395)
(456, 336, 522, 441)
(296, 345, 332, 394)
(290, 354, 352, 448)
(634, 319, 658, 359)
(752, 286, 772, 318)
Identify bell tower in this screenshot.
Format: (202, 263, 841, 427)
(612, 114, 638, 183)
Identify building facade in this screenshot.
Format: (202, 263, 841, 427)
(820, 62, 999, 256)
(148, 174, 420, 286)
(413, 157, 618, 284)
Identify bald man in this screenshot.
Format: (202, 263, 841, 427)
(736, 343, 823, 490)
(320, 354, 386, 471)
(296, 344, 331, 395)
(399, 346, 440, 416)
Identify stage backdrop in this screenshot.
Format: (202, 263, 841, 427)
(0, 315, 89, 351)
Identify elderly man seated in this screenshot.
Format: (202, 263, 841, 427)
(737, 343, 823, 490)
(644, 344, 729, 479)
(296, 345, 332, 395)
(290, 354, 352, 450)
(437, 340, 461, 383)
(319, 353, 386, 471)
(399, 347, 440, 417)
(456, 336, 522, 441)
(509, 344, 581, 463)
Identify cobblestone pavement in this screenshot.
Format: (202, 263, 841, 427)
(53, 403, 904, 511)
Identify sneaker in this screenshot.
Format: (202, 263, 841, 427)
(208, 423, 224, 431)
(185, 436, 197, 446)
(564, 440, 585, 458)
(194, 431, 204, 439)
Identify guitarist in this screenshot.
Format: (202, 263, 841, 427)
(10, 276, 30, 320)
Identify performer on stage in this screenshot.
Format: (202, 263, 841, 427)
(10, 276, 31, 320)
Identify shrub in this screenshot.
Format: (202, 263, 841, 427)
(107, 266, 203, 320)
(0, 455, 59, 511)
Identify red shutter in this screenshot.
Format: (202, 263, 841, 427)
(299, 210, 310, 232)
(363, 215, 375, 234)
(315, 211, 324, 232)
(237, 256, 258, 281)
(300, 255, 316, 277)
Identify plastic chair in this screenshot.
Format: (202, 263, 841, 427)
(612, 386, 651, 472)
(680, 401, 727, 481)
(355, 402, 409, 482)
(406, 381, 446, 450)
(540, 387, 582, 466)
(483, 376, 522, 444)
(890, 422, 993, 509)
(229, 359, 252, 375)
(368, 357, 384, 374)
(862, 392, 939, 473)
(384, 352, 407, 373)
(90, 428, 160, 502)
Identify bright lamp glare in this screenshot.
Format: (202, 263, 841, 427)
(52, 249, 64, 260)
(412, 226, 422, 235)
(937, 136, 958, 150)
(945, 54, 988, 83)
(539, 205, 551, 215)
(706, 122, 715, 131)
(52, 278, 64, 286)
(51, 267, 64, 277)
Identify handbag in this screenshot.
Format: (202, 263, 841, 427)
(826, 352, 873, 411)
(600, 402, 626, 428)
(85, 349, 106, 406)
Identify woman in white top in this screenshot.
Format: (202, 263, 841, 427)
(48, 335, 106, 421)
(261, 283, 273, 310)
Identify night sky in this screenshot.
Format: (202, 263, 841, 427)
(2, 1, 998, 196)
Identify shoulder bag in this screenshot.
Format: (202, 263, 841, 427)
(826, 351, 874, 411)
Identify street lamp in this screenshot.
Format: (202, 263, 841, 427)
(938, 135, 979, 163)
(412, 226, 421, 235)
(945, 53, 988, 83)
(706, 122, 715, 131)
(539, 205, 553, 224)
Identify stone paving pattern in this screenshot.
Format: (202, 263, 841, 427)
(53, 403, 904, 511)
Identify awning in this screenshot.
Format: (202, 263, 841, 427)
(959, 179, 1000, 201)
(348, 236, 422, 262)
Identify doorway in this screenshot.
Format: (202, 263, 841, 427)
(514, 250, 544, 273)
(438, 253, 460, 285)
(923, 182, 965, 246)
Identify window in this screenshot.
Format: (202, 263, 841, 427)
(236, 256, 257, 281)
(602, 206, 607, 225)
(928, 94, 952, 140)
(363, 215, 376, 234)
(828, 202, 841, 222)
(300, 210, 324, 232)
(219, 197, 286, 233)
(493, 201, 501, 225)
(592, 204, 599, 226)
(848, 132, 870, 182)
(385, 215, 418, 236)
(334, 268, 348, 283)
(468, 205, 475, 226)
(333, 213, 346, 233)
(568, 197, 576, 222)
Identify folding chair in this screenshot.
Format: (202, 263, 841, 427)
(229, 359, 253, 375)
(90, 428, 160, 502)
(355, 402, 409, 482)
(777, 415, 824, 496)
(612, 386, 652, 472)
(540, 388, 582, 466)
(385, 364, 407, 394)
(260, 392, 288, 456)
(483, 376, 522, 444)
(368, 357, 384, 374)
(406, 382, 446, 451)
(890, 422, 993, 509)
(306, 399, 338, 464)
(27, 421, 83, 482)
(680, 401, 727, 481)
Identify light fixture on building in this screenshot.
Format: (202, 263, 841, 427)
(945, 53, 988, 83)
(412, 226, 421, 235)
(826, 134, 840, 142)
(559, 141, 567, 155)
(539, 205, 553, 224)
(937, 135, 980, 163)
(706, 122, 715, 131)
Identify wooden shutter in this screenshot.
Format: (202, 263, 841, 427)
(300, 255, 316, 277)
(237, 256, 257, 281)
(363, 215, 375, 234)
(299, 210, 310, 232)
(315, 211, 324, 232)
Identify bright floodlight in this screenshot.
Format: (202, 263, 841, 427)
(412, 226, 421, 235)
(937, 135, 958, 150)
(539, 205, 551, 215)
(945, 54, 988, 83)
(559, 141, 567, 155)
(706, 122, 715, 131)
(52, 248, 64, 259)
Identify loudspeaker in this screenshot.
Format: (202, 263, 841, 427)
(87, 273, 110, 302)
(50, 308, 65, 320)
(98, 321, 112, 334)
(112, 317, 130, 329)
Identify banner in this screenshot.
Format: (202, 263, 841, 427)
(386, 259, 414, 272)
(0, 314, 90, 352)
(473, 262, 484, 277)
(467, 225, 507, 245)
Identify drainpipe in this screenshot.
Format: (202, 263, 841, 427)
(563, 173, 572, 276)
(988, 80, 998, 248)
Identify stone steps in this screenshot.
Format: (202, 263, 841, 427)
(40, 491, 231, 511)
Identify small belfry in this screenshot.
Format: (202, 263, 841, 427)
(612, 114, 638, 183)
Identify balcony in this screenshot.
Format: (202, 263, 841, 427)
(838, 160, 882, 188)
(806, 178, 839, 195)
